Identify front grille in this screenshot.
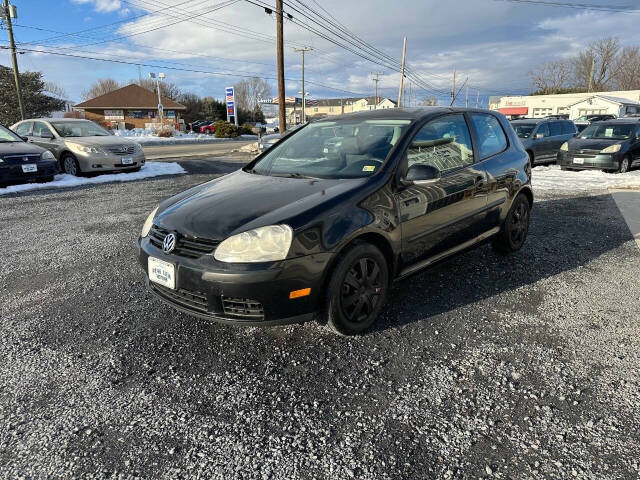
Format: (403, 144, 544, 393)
(149, 225, 220, 258)
(1, 154, 41, 165)
(221, 296, 265, 319)
(105, 145, 136, 155)
(150, 282, 209, 313)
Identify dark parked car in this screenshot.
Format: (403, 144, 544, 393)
(0, 123, 58, 186)
(574, 114, 617, 133)
(510, 118, 577, 166)
(557, 118, 640, 173)
(138, 108, 532, 334)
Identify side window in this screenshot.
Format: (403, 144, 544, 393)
(32, 122, 53, 138)
(562, 121, 577, 135)
(14, 122, 32, 136)
(407, 114, 474, 174)
(536, 123, 550, 138)
(549, 121, 563, 137)
(469, 113, 508, 159)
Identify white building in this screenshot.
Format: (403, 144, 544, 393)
(490, 90, 640, 119)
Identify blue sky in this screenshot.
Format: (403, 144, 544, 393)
(3, 0, 640, 105)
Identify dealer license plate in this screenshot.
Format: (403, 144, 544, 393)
(573, 158, 584, 165)
(148, 257, 175, 289)
(22, 164, 37, 173)
(121, 156, 133, 165)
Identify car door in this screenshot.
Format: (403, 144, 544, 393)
(531, 122, 551, 161)
(547, 121, 565, 155)
(396, 113, 489, 269)
(31, 121, 59, 154)
(631, 126, 640, 165)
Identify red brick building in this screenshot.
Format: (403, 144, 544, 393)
(74, 84, 186, 129)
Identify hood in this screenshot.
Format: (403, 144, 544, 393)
(155, 170, 367, 240)
(0, 141, 47, 157)
(568, 137, 626, 152)
(62, 136, 139, 147)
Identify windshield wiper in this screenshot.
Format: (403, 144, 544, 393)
(273, 172, 319, 179)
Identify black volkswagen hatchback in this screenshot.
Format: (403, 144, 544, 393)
(0, 123, 57, 186)
(138, 108, 532, 334)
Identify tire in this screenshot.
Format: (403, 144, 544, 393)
(61, 153, 81, 176)
(492, 194, 531, 255)
(617, 155, 631, 174)
(324, 243, 389, 335)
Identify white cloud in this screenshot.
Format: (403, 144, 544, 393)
(72, 0, 122, 13)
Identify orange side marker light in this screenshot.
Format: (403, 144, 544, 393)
(289, 288, 311, 299)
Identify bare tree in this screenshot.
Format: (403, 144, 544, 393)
(528, 59, 573, 95)
(134, 78, 182, 100)
(44, 81, 67, 99)
(82, 78, 120, 100)
(573, 37, 620, 91)
(613, 46, 640, 91)
(233, 77, 271, 112)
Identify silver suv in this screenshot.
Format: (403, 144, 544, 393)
(11, 118, 145, 176)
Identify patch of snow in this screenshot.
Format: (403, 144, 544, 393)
(532, 165, 640, 191)
(113, 128, 258, 146)
(0, 162, 185, 196)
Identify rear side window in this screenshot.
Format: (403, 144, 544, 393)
(549, 121, 563, 136)
(536, 123, 550, 137)
(469, 113, 508, 159)
(407, 114, 474, 174)
(562, 121, 577, 135)
(14, 122, 32, 136)
(32, 122, 54, 138)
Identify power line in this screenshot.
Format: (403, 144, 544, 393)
(495, 0, 640, 13)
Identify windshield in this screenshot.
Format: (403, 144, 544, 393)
(579, 123, 635, 140)
(247, 119, 412, 179)
(511, 123, 536, 138)
(0, 124, 24, 142)
(50, 120, 111, 137)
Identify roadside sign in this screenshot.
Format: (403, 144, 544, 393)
(225, 86, 238, 126)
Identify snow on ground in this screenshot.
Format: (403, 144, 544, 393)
(532, 165, 640, 192)
(0, 162, 185, 196)
(114, 128, 257, 146)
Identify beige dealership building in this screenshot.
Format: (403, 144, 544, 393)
(490, 90, 640, 119)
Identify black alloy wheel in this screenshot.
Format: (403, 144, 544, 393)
(493, 194, 531, 254)
(325, 243, 389, 335)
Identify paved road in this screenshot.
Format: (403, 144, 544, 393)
(1, 161, 639, 479)
(142, 141, 255, 160)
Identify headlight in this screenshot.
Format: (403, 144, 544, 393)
(69, 143, 106, 155)
(214, 225, 293, 263)
(560, 142, 568, 151)
(41, 150, 55, 160)
(140, 207, 158, 238)
(601, 144, 621, 154)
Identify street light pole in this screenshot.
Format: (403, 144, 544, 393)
(2, 0, 24, 120)
(276, 0, 286, 132)
(294, 46, 312, 123)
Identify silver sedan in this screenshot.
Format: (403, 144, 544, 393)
(11, 118, 145, 176)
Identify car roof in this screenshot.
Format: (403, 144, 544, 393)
(591, 118, 640, 124)
(309, 107, 501, 123)
(510, 118, 549, 124)
(17, 118, 90, 123)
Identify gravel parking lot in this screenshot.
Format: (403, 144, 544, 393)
(1, 160, 639, 479)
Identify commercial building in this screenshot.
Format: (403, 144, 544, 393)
(74, 84, 186, 129)
(280, 96, 398, 124)
(490, 90, 640, 119)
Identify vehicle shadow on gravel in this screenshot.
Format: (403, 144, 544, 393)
(372, 192, 634, 332)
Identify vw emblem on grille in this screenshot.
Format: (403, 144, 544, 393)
(162, 233, 177, 253)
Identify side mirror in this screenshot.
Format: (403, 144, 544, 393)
(405, 164, 440, 184)
(20, 135, 28, 142)
(535, 133, 544, 139)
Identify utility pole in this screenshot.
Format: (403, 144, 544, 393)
(397, 36, 407, 108)
(450, 68, 456, 106)
(588, 57, 595, 93)
(276, 0, 286, 131)
(475, 90, 480, 108)
(294, 46, 312, 123)
(2, 0, 24, 120)
(371, 72, 383, 106)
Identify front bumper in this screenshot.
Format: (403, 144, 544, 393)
(137, 235, 332, 325)
(0, 160, 58, 184)
(557, 151, 621, 170)
(75, 151, 146, 172)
